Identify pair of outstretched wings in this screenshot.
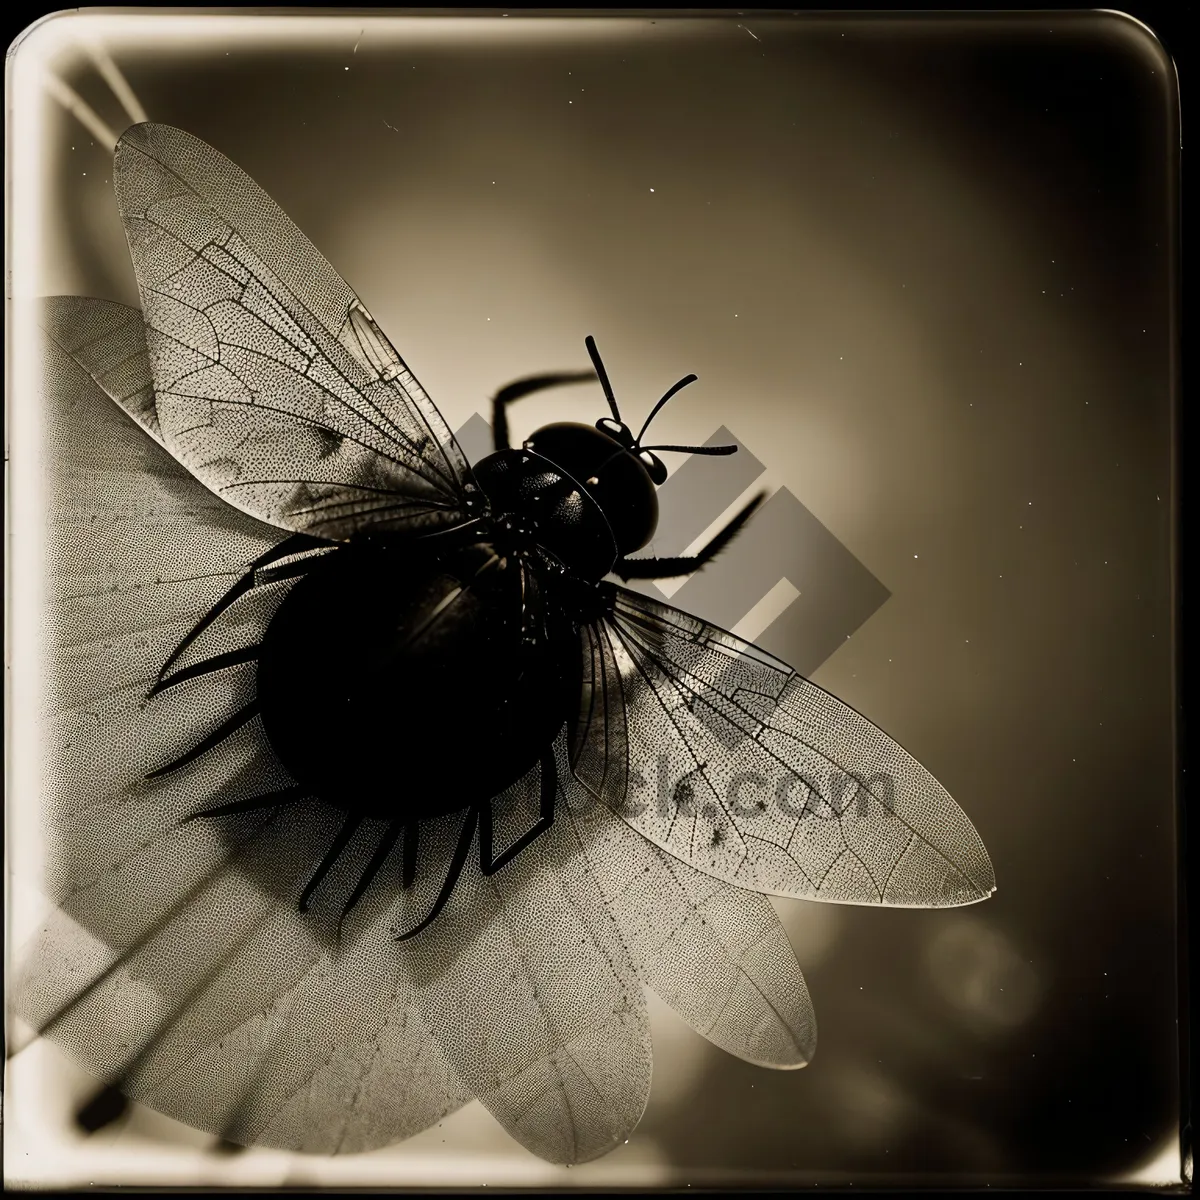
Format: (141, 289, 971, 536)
(24, 121, 994, 1165)
(61, 121, 993, 912)
(25, 323, 814, 1162)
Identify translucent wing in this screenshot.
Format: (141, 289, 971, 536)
(35, 299, 298, 862)
(561, 750, 815, 1068)
(112, 122, 482, 540)
(15, 806, 472, 1154)
(41, 295, 163, 442)
(15, 317, 471, 1152)
(571, 586, 996, 907)
(404, 740, 653, 1166)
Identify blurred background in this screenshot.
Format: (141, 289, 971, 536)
(6, 10, 1181, 1190)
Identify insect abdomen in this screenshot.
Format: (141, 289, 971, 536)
(257, 539, 574, 821)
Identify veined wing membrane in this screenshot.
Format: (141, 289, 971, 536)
(41, 295, 163, 443)
(561, 752, 815, 1069)
(405, 741, 652, 1166)
(571, 587, 996, 907)
(21, 314, 473, 1152)
(113, 122, 480, 541)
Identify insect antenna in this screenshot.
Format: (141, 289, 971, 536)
(639, 442, 738, 456)
(585, 335, 623, 424)
(633, 371, 740, 456)
(633, 372, 698, 446)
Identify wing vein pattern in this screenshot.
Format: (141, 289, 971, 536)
(112, 122, 480, 540)
(571, 586, 995, 907)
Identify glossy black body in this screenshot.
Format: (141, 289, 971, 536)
(519, 423, 659, 556)
(257, 434, 651, 821)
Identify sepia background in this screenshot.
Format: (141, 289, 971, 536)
(6, 10, 1181, 1190)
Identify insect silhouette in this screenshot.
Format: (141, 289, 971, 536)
(17, 123, 995, 1165)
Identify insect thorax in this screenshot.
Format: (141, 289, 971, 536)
(473, 447, 622, 581)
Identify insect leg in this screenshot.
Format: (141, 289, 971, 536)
(149, 645, 260, 699)
(73, 897, 288, 1135)
(10, 809, 286, 1065)
(150, 533, 327, 698)
(613, 491, 766, 580)
(490, 372, 595, 451)
(479, 750, 557, 877)
(394, 808, 478, 942)
(26, 809, 287, 1131)
(298, 813, 363, 913)
(76, 1086, 129, 1133)
(338, 822, 404, 923)
(181, 785, 306, 823)
(402, 822, 420, 890)
(144, 699, 260, 780)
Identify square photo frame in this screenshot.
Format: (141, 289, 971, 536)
(5, 9, 1184, 1191)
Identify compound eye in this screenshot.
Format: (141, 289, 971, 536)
(596, 417, 634, 447)
(638, 450, 668, 485)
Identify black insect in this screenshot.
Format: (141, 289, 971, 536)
(21, 123, 993, 1165)
(157, 329, 764, 937)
